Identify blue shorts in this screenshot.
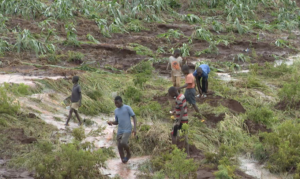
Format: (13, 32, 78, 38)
(185, 88, 196, 105)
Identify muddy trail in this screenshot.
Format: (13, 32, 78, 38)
(0, 74, 258, 179)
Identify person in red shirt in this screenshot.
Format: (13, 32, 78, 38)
(177, 65, 200, 113)
(168, 86, 188, 144)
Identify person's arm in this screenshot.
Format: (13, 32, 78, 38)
(132, 116, 137, 136)
(177, 83, 188, 90)
(78, 86, 82, 106)
(196, 76, 202, 96)
(107, 114, 119, 125)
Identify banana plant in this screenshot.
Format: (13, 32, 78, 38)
(192, 28, 213, 42)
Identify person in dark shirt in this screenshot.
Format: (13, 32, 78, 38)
(65, 76, 82, 126)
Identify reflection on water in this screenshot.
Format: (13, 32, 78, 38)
(239, 157, 292, 179)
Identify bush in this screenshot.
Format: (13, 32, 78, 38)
(260, 120, 300, 172)
(133, 74, 148, 88)
(67, 51, 84, 63)
(131, 60, 154, 75)
(0, 86, 20, 114)
(29, 142, 109, 179)
(4, 83, 31, 96)
(124, 86, 142, 103)
(247, 106, 274, 125)
(72, 127, 86, 141)
(86, 90, 103, 101)
(140, 101, 162, 119)
(152, 147, 197, 179)
(279, 78, 300, 103)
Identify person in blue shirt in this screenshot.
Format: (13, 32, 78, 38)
(193, 64, 210, 98)
(107, 96, 137, 164)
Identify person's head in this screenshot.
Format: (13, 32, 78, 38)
(174, 49, 181, 58)
(181, 65, 190, 75)
(114, 96, 123, 108)
(168, 86, 178, 98)
(196, 67, 203, 77)
(72, 76, 79, 84)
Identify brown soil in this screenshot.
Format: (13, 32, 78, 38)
(244, 119, 271, 135)
(5, 128, 37, 144)
(202, 113, 226, 128)
(1, 16, 297, 77)
(177, 139, 204, 158)
(197, 95, 246, 114)
(275, 100, 300, 110)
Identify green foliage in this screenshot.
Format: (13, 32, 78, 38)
(261, 120, 300, 172)
(0, 38, 10, 56)
(278, 77, 300, 103)
(1, 0, 46, 18)
(14, 29, 55, 56)
(4, 83, 31, 96)
(124, 86, 142, 103)
(247, 106, 274, 126)
(157, 29, 184, 42)
(183, 14, 202, 23)
(19, 141, 109, 179)
(133, 74, 148, 88)
(140, 101, 162, 119)
(0, 86, 20, 115)
(67, 51, 84, 63)
(0, 118, 8, 127)
(192, 28, 212, 41)
(152, 147, 197, 179)
(86, 90, 103, 101)
(214, 164, 236, 179)
(232, 53, 250, 62)
(126, 20, 147, 32)
(86, 33, 100, 44)
(179, 43, 190, 57)
(131, 60, 154, 75)
(241, 75, 266, 89)
(253, 143, 268, 162)
(128, 43, 154, 57)
(64, 23, 80, 46)
(72, 127, 86, 141)
(249, 62, 292, 77)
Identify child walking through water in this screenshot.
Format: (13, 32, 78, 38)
(107, 96, 137, 163)
(65, 76, 82, 126)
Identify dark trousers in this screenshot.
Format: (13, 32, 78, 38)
(200, 78, 207, 93)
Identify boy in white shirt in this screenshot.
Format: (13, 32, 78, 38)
(167, 49, 183, 90)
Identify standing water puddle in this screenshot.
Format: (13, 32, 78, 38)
(239, 157, 291, 179)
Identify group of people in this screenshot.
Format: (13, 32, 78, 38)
(167, 50, 210, 145)
(64, 50, 210, 164)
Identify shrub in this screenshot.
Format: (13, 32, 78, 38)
(86, 90, 103, 101)
(0, 86, 20, 114)
(140, 101, 162, 119)
(72, 127, 86, 141)
(29, 142, 109, 179)
(124, 86, 142, 103)
(4, 83, 31, 96)
(67, 51, 84, 63)
(247, 106, 274, 125)
(152, 147, 197, 179)
(278, 78, 300, 102)
(133, 74, 148, 88)
(131, 60, 154, 75)
(260, 120, 300, 172)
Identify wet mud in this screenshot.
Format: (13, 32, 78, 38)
(3, 128, 37, 144)
(244, 119, 271, 135)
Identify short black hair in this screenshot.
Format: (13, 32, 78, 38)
(115, 96, 123, 102)
(174, 49, 181, 55)
(182, 65, 189, 71)
(73, 76, 79, 82)
(168, 86, 177, 93)
(196, 67, 203, 73)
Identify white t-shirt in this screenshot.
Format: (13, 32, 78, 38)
(169, 56, 183, 76)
